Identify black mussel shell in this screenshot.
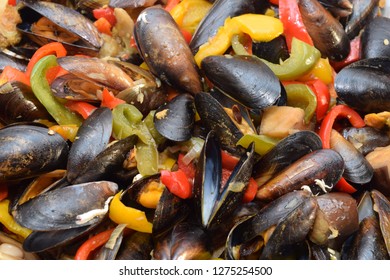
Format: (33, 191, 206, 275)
(73, 135, 138, 184)
(134, 7, 202, 94)
(298, 0, 350, 61)
(67, 107, 113, 183)
(201, 55, 281, 111)
(344, 0, 379, 40)
(115, 231, 153, 260)
(153, 93, 195, 142)
(252, 131, 323, 186)
(0, 82, 52, 125)
(0, 125, 68, 182)
(153, 222, 211, 260)
(318, 0, 353, 18)
(189, 0, 262, 54)
(0, 52, 27, 72)
(330, 129, 373, 184)
(252, 35, 289, 64)
(12, 181, 118, 231)
(194, 92, 244, 156)
(256, 149, 344, 202)
(23, 225, 95, 253)
(335, 57, 390, 113)
(371, 190, 390, 256)
(341, 126, 390, 156)
(361, 16, 390, 59)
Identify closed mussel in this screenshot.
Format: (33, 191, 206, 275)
(201, 55, 281, 111)
(134, 7, 202, 94)
(361, 16, 390, 59)
(335, 58, 390, 113)
(0, 125, 68, 182)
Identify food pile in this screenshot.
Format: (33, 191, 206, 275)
(0, 0, 390, 260)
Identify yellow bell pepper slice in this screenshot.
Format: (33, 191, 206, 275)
(298, 58, 334, 85)
(108, 191, 153, 233)
(170, 0, 212, 34)
(0, 200, 32, 239)
(194, 14, 283, 67)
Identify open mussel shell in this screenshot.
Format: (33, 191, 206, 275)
(341, 190, 390, 259)
(18, 0, 103, 55)
(134, 7, 202, 94)
(298, 0, 350, 61)
(341, 126, 390, 156)
(0, 82, 52, 125)
(225, 190, 315, 260)
(0, 125, 69, 182)
(201, 55, 281, 111)
(56, 56, 134, 93)
(329, 129, 373, 185)
(23, 225, 95, 253)
(194, 92, 244, 156)
(12, 181, 118, 231)
(153, 222, 211, 260)
(344, 0, 379, 40)
(115, 231, 153, 260)
(256, 149, 344, 202)
(361, 16, 390, 59)
(252, 130, 323, 187)
(72, 135, 138, 185)
(67, 107, 113, 183)
(189, 0, 263, 54)
(0, 52, 27, 72)
(153, 93, 195, 142)
(318, 0, 353, 18)
(335, 58, 390, 113)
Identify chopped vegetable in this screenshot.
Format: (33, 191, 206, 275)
(0, 200, 32, 239)
(74, 228, 115, 260)
(161, 169, 192, 199)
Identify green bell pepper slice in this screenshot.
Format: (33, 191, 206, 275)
(30, 55, 82, 126)
(285, 83, 317, 124)
(237, 134, 279, 156)
(260, 37, 321, 81)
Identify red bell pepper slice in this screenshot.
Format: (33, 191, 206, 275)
(74, 228, 115, 260)
(180, 28, 193, 44)
(242, 178, 258, 203)
(25, 42, 67, 78)
(279, 0, 313, 51)
(161, 169, 192, 199)
(269, 0, 279, 5)
(92, 7, 117, 26)
(0, 184, 8, 202)
(318, 104, 365, 193)
(8, 0, 16, 6)
(221, 150, 239, 170)
(65, 101, 97, 119)
(100, 88, 125, 109)
(164, 0, 181, 12)
(307, 79, 330, 121)
(94, 17, 112, 36)
(0, 66, 30, 86)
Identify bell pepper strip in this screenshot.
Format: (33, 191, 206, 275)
(94, 17, 112, 36)
(0, 183, 8, 201)
(30, 55, 83, 126)
(236, 134, 279, 156)
(318, 105, 365, 193)
(0, 200, 32, 239)
(285, 83, 317, 124)
(242, 178, 258, 203)
(306, 79, 330, 121)
(8, 0, 16, 6)
(45, 65, 68, 85)
(269, 0, 279, 5)
(231, 34, 252, 56)
(112, 104, 159, 176)
(169, 0, 212, 34)
(92, 7, 117, 26)
(74, 228, 115, 260)
(0, 66, 30, 86)
(180, 28, 193, 44)
(194, 14, 283, 67)
(298, 58, 334, 85)
(143, 110, 166, 145)
(161, 169, 192, 199)
(164, 0, 181, 12)
(177, 153, 196, 180)
(100, 88, 125, 109)
(279, 0, 313, 51)
(260, 37, 321, 81)
(25, 42, 67, 78)
(48, 124, 79, 142)
(65, 101, 97, 119)
(331, 35, 361, 72)
(221, 150, 240, 170)
(109, 191, 153, 233)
